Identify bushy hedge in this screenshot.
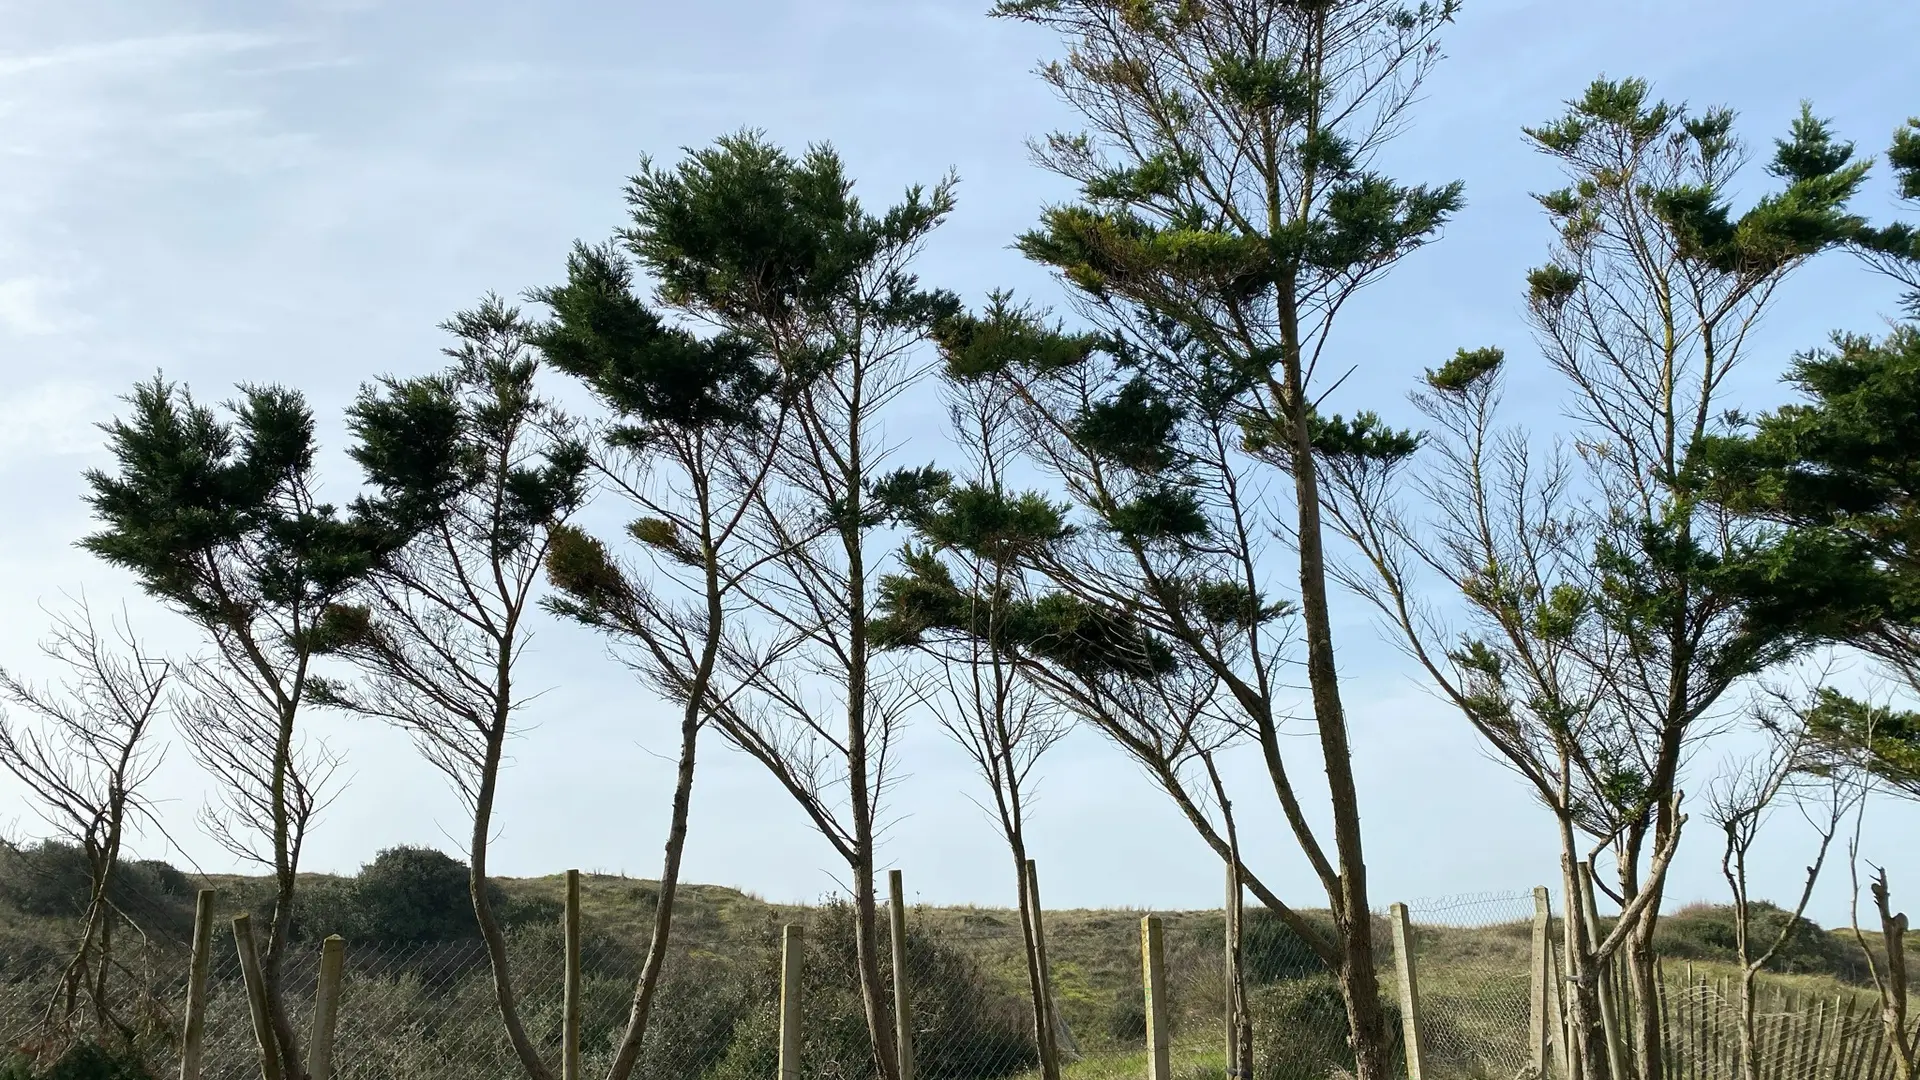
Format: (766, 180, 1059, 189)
(1249, 976, 1403, 1080)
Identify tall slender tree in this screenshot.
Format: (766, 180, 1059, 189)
(871, 366, 1076, 1079)
(542, 133, 957, 1080)
(1324, 83, 1876, 1079)
(309, 297, 587, 1080)
(530, 219, 787, 1078)
(83, 378, 422, 1080)
(936, 4, 1471, 1074)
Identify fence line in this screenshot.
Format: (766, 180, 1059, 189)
(2, 876, 1911, 1080)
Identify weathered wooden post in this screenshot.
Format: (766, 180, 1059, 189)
(179, 890, 216, 1080)
(779, 923, 806, 1080)
(889, 869, 916, 1080)
(1390, 903, 1428, 1080)
(307, 935, 346, 1080)
(563, 869, 582, 1080)
(1026, 859, 1073, 1064)
(232, 912, 282, 1080)
(1546, 938, 1571, 1080)
(1531, 887, 1552, 1078)
(1141, 915, 1171, 1080)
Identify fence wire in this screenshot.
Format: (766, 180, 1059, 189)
(2, 887, 1910, 1080)
(1396, 892, 1538, 1080)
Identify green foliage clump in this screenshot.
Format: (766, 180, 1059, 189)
(0, 1041, 155, 1080)
(709, 900, 1037, 1080)
(345, 846, 481, 944)
(1653, 903, 1862, 980)
(1248, 976, 1402, 1080)
(0, 843, 194, 943)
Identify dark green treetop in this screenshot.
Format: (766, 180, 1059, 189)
(83, 377, 420, 654)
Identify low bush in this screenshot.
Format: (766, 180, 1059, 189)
(0, 1040, 155, 1080)
(0, 844, 194, 944)
(708, 899, 1037, 1080)
(1654, 903, 1863, 980)
(1248, 976, 1402, 1080)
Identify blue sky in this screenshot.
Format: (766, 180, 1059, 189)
(2, 0, 1918, 927)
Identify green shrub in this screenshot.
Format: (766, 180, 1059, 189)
(708, 899, 1038, 1080)
(0, 1040, 156, 1080)
(1654, 903, 1862, 980)
(1248, 976, 1401, 1080)
(348, 846, 482, 943)
(0, 843, 193, 944)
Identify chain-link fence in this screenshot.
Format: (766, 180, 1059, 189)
(2, 884, 1910, 1080)
(1392, 892, 1538, 1080)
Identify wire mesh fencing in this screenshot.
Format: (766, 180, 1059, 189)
(1392, 892, 1539, 1080)
(3, 883, 1912, 1080)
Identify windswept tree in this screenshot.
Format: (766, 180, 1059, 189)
(529, 195, 788, 1077)
(901, 3, 1472, 1073)
(1702, 109, 1920, 705)
(82, 378, 425, 1080)
(1322, 83, 1876, 1079)
(870, 366, 1076, 1078)
(0, 599, 168, 1046)
(1681, 113, 1920, 1080)
(1853, 116, 1920, 312)
(309, 298, 588, 1080)
(1317, 345, 1658, 1080)
(540, 133, 957, 1080)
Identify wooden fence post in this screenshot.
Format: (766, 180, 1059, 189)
(1546, 938, 1571, 1080)
(1390, 903, 1428, 1080)
(1531, 887, 1551, 1078)
(563, 869, 581, 1080)
(1142, 915, 1171, 1080)
(179, 890, 215, 1080)
(779, 924, 806, 1080)
(232, 912, 281, 1080)
(1026, 859, 1074, 1062)
(889, 869, 916, 1080)
(307, 935, 345, 1080)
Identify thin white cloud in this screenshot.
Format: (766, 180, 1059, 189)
(0, 31, 280, 79)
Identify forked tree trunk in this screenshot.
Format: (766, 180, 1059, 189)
(1560, 820, 1612, 1080)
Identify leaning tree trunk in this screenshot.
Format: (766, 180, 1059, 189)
(265, 705, 308, 1080)
(470, 713, 556, 1080)
(604, 668, 706, 1080)
(1011, 838, 1061, 1080)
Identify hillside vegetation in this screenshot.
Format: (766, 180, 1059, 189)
(4, 841, 1915, 1080)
